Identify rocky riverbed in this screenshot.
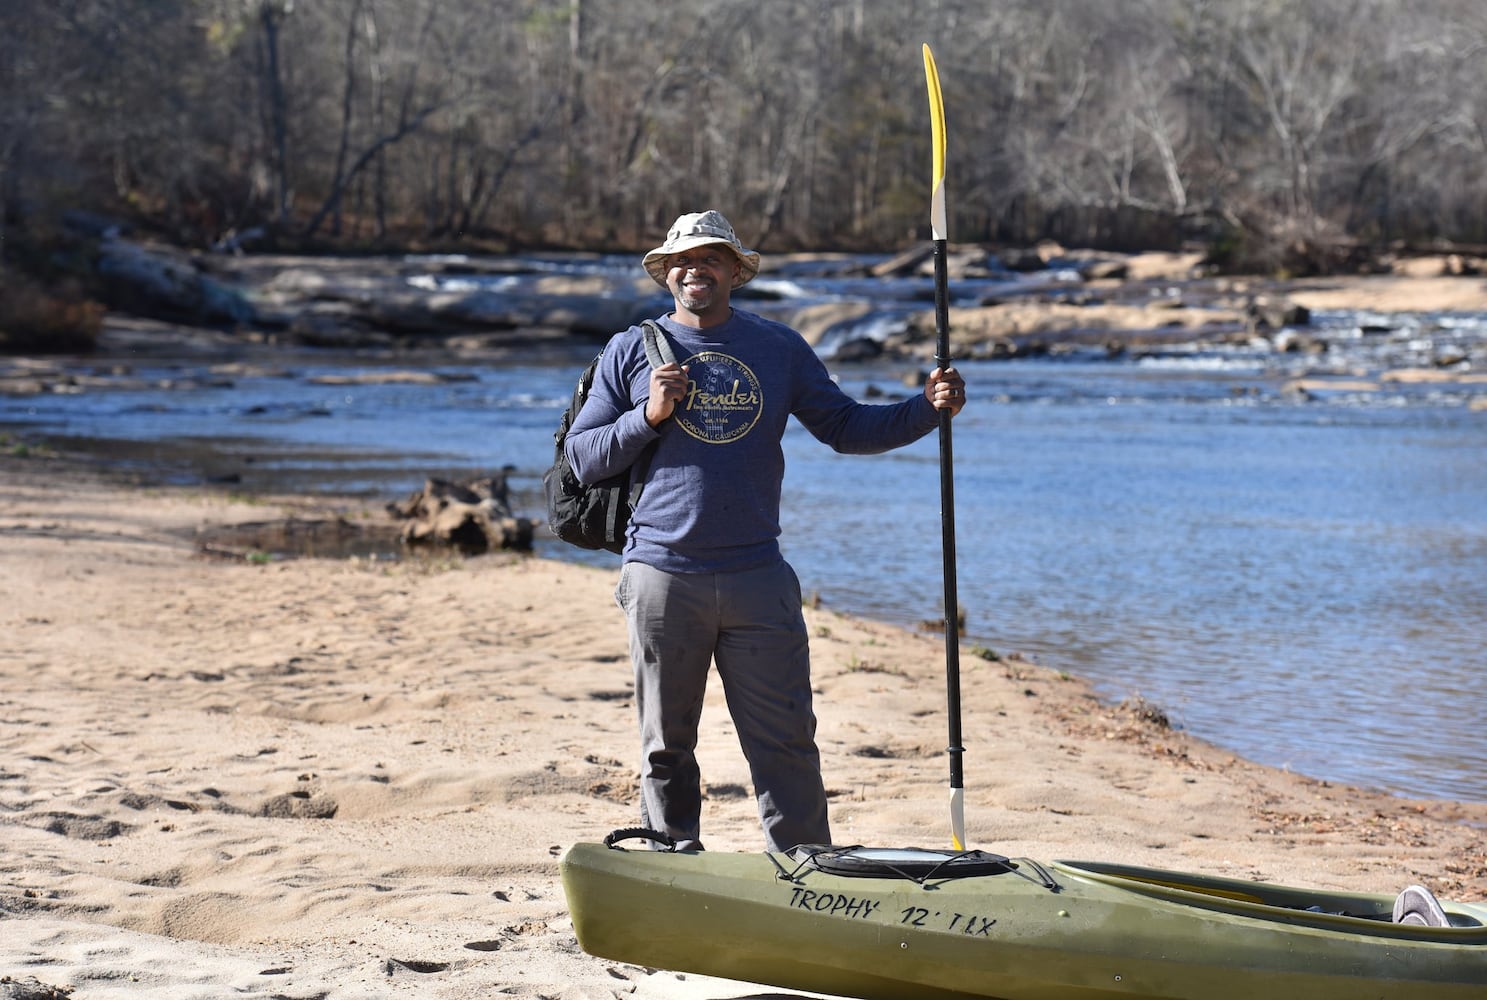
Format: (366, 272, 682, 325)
(4, 240, 1487, 406)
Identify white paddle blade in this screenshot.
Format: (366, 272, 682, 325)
(950, 786, 966, 851)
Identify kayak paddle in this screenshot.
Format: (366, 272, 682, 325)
(922, 42, 966, 851)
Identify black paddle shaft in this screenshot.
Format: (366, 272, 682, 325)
(933, 238, 964, 791)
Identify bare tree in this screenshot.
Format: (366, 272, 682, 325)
(254, 0, 294, 224)
(302, 0, 461, 239)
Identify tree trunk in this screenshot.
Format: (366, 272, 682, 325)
(329, 0, 366, 238)
(257, 1, 292, 225)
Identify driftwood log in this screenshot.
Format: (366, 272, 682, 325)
(386, 474, 536, 555)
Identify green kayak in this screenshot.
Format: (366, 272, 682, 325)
(561, 833, 1487, 1000)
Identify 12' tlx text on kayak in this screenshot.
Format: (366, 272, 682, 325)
(786, 888, 998, 935)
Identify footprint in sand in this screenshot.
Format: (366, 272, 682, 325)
(254, 791, 339, 819)
(384, 958, 452, 975)
(37, 812, 134, 840)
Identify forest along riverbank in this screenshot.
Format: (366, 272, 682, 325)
(2, 253, 1486, 807)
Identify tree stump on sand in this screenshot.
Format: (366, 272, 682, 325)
(387, 474, 535, 555)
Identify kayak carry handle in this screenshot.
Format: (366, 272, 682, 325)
(603, 828, 678, 851)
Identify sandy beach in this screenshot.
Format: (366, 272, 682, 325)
(1, 446, 1483, 1000)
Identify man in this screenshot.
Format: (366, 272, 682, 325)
(564, 210, 966, 852)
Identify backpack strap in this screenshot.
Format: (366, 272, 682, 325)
(640, 319, 678, 368)
(627, 320, 678, 511)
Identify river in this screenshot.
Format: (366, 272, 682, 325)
(3, 252, 1485, 805)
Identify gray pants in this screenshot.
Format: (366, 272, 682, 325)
(615, 559, 831, 853)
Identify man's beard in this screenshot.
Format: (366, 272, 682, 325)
(677, 280, 718, 312)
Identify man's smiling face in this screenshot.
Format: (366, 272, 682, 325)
(665, 246, 740, 325)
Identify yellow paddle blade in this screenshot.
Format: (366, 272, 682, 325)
(950, 786, 966, 851)
(923, 43, 948, 240)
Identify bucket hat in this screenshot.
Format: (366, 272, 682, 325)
(642, 210, 761, 289)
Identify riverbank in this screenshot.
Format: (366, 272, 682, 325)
(1, 450, 1483, 999)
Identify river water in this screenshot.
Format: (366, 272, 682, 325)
(4, 253, 1485, 804)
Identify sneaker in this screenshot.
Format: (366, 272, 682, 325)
(1393, 884, 1449, 927)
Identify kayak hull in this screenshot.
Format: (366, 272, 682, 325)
(561, 843, 1487, 1000)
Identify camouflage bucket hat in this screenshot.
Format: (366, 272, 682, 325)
(641, 210, 761, 289)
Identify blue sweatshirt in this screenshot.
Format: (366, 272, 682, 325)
(564, 308, 940, 573)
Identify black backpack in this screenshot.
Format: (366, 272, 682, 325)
(543, 320, 677, 553)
